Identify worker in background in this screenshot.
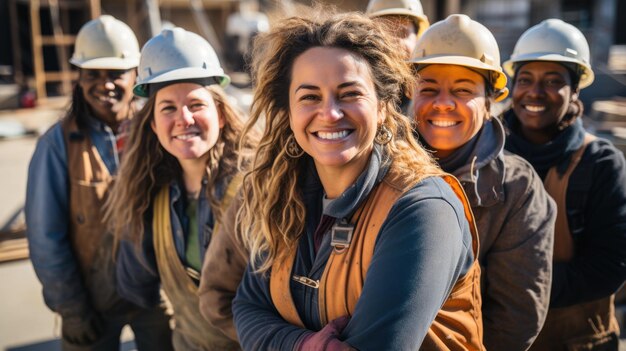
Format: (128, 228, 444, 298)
(25, 15, 173, 350)
(503, 18, 626, 351)
(366, 0, 429, 115)
(410, 14, 556, 351)
(105, 27, 257, 350)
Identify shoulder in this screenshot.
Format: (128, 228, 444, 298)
(501, 151, 544, 196)
(393, 176, 468, 222)
(583, 137, 626, 168)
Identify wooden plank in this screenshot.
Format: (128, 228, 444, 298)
(40, 34, 77, 45)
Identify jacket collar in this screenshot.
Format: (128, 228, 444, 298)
(450, 118, 507, 208)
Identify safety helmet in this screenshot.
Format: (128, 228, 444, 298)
(409, 14, 508, 101)
(134, 27, 230, 97)
(366, 0, 430, 38)
(503, 19, 594, 89)
(70, 15, 140, 70)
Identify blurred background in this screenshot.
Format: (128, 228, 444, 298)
(0, 0, 624, 349)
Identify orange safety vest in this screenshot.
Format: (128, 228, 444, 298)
(270, 172, 485, 351)
(153, 173, 243, 351)
(530, 133, 619, 351)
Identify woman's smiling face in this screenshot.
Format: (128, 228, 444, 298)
(152, 82, 223, 163)
(288, 46, 382, 177)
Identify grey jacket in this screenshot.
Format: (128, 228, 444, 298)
(445, 118, 556, 351)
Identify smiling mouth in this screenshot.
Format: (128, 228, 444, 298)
(97, 91, 120, 103)
(524, 104, 546, 113)
(429, 120, 460, 128)
(174, 132, 200, 140)
(315, 130, 353, 140)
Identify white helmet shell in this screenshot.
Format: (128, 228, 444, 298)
(134, 27, 230, 97)
(503, 18, 594, 89)
(70, 15, 140, 70)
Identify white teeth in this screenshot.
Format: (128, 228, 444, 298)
(174, 133, 199, 140)
(318, 130, 349, 140)
(430, 120, 459, 127)
(525, 105, 545, 112)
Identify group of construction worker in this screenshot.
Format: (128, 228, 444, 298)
(23, 0, 626, 350)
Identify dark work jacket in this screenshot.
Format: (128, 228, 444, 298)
(504, 112, 626, 308)
(233, 146, 475, 350)
(439, 118, 556, 351)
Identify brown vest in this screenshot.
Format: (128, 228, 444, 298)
(153, 174, 243, 351)
(63, 118, 127, 313)
(530, 133, 619, 351)
(270, 173, 485, 351)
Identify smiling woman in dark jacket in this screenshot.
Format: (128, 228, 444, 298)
(502, 18, 626, 351)
(228, 11, 485, 351)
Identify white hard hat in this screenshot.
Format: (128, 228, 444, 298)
(134, 27, 230, 97)
(366, 0, 430, 37)
(409, 14, 508, 101)
(503, 18, 594, 89)
(70, 15, 140, 70)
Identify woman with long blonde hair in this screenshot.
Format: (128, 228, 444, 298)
(230, 11, 484, 350)
(106, 27, 255, 350)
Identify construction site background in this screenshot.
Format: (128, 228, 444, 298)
(0, 0, 624, 349)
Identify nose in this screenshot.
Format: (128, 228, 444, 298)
(176, 106, 195, 126)
(527, 81, 546, 98)
(319, 98, 344, 121)
(432, 91, 455, 112)
(103, 80, 115, 90)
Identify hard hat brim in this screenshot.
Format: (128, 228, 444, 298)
(409, 55, 508, 91)
(503, 55, 594, 89)
(70, 57, 139, 70)
(133, 67, 231, 97)
(369, 9, 429, 30)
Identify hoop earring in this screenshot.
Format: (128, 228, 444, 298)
(285, 134, 304, 158)
(374, 124, 392, 145)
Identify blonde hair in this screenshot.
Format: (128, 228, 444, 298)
(106, 85, 257, 245)
(239, 10, 443, 272)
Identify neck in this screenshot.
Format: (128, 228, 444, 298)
(521, 125, 558, 145)
(315, 152, 371, 199)
(179, 159, 207, 197)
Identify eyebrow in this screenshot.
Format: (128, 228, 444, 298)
(421, 78, 478, 84)
(294, 81, 361, 93)
(518, 70, 565, 77)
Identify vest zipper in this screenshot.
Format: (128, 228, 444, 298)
(292, 275, 319, 289)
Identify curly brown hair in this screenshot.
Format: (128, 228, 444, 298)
(239, 10, 443, 272)
(106, 85, 258, 245)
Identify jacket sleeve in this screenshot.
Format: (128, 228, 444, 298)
(198, 194, 249, 341)
(232, 261, 311, 350)
(25, 125, 92, 318)
(551, 141, 626, 307)
(341, 178, 474, 350)
(116, 225, 162, 309)
(481, 164, 555, 351)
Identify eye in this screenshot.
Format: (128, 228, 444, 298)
(453, 88, 475, 96)
(189, 103, 207, 111)
(515, 77, 531, 85)
(418, 87, 438, 95)
(299, 94, 320, 102)
(159, 105, 176, 113)
(545, 78, 565, 87)
(340, 90, 362, 99)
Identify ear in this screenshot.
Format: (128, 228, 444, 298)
(150, 119, 156, 133)
(377, 101, 386, 125)
(571, 89, 580, 102)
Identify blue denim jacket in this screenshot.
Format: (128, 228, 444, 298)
(25, 115, 119, 318)
(116, 178, 222, 309)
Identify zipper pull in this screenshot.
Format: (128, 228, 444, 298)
(292, 275, 320, 289)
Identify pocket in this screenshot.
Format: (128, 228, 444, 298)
(565, 330, 619, 351)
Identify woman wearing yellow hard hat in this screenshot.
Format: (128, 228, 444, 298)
(410, 14, 556, 351)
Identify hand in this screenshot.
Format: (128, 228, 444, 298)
(61, 312, 104, 346)
(298, 316, 356, 351)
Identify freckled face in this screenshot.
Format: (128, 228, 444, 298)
(412, 64, 489, 158)
(288, 46, 382, 178)
(151, 83, 223, 164)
